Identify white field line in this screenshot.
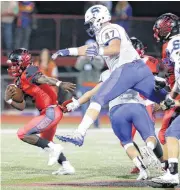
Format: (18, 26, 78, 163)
(0, 128, 160, 134)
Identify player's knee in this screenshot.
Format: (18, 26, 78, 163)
(123, 142, 134, 151)
(89, 101, 102, 112)
(17, 128, 25, 140)
(91, 95, 104, 107)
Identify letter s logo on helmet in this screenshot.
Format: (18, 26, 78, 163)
(84, 5, 111, 37)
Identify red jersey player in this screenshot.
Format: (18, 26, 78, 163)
(5, 48, 76, 175)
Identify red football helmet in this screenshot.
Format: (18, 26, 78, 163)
(7, 48, 32, 77)
(153, 13, 180, 43)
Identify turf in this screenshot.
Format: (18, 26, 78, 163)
(1, 124, 180, 190)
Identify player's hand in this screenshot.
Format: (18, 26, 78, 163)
(52, 49, 70, 60)
(60, 99, 73, 113)
(4, 85, 16, 102)
(66, 97, 80, 112)
(60, 82, 76, 93)
(86, 44, 99, 58)
(154, 76, 167, 91)
(160, 95, 175, 110)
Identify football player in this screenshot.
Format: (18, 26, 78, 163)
(5, 48, 76, 175)
(130, 37, 165, 173)
(60, 69, 162, 180)
(155, 13, 180, 172)
(52, 5, 167, 149)
(151, 13, 180, 185)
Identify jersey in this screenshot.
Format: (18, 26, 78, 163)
(166, 35, 180, 90)
(99, 70, 144, 110)
(16, 65, 58, 111)
(162, 41, 175, 89)
(95, 23, 140, 71)
(142, 55, 160, 74)
(142, 55, 160, 106)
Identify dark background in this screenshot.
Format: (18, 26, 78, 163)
(35, 1, 180, 17)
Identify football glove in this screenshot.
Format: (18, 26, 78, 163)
(154, 76, 167, 91)
(52, 49, 70, 60)
(160, 95, 175, 110)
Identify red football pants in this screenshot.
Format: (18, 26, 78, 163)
(17, 106, 63, 141)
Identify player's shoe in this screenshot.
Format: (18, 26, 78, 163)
(130, 167, 140, 174)
(52, 161, 75, 175)
(140, 146, 161, 169)
(56, 130, 84, 146)
(151, 169, 179, 185)
(48, 144, 64, 166)
(137, 169, 149, 180)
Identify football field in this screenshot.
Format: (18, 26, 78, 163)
(1, 123, 180, 190)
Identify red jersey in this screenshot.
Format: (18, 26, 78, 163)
(16, 65, 58, 111)
(162, 42, 175, 89)
(142, 55, 160, 74)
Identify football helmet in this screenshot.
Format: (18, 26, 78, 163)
(84, 5, 111, 37)
(7, 48, 32, 77)
(130, 37, 146, 58)
(153, 13, 180, 42)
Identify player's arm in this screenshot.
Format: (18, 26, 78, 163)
(4, 87, 26, 111)
(62, 82, 102, 112)
(52, 29, 120, 59)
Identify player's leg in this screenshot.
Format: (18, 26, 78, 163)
(152, 116, 180, 185)
(146, 104, 164, 162)
(132, 104, 162, 169)
(40, 125, 75, 175)
(110, 104, 148, 180)
(159, 107, 180, 168)
(17, 106, 63, 165)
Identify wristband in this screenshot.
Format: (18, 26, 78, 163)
(99, 47, 104, 56)
(56, 81, 62, 87)
(68, 48, 78, 56)
(6, 99, 13, 105)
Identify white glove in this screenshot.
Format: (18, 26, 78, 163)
(66, 97, 80, 112)
(52, 53, 58, 60)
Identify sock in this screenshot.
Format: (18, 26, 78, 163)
(168, 158, 178, 175)
(161, 160, 168, 171)
(133, 156, 146, 171)
(35, 137, 49, 149)
(133, 142, 141, 155)
(147, 141, 155, 150)
(153, 139, 163, 159)
(58, 153, 67, 165)
(77, 115, 94, 136)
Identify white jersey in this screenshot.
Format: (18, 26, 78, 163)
(99, 70, 144, 110)
(96, 23, 140, 71)
(166, 35, 180, 90)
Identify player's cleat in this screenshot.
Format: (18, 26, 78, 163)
(130, 167, 140, 174)
(140, 146, 161, 169)
(151, 169, 179, 185)
(137, 169, 149, 180)
(56, 130, 84, 146)
(52, 161, 75, 175)
(48, 144, 64, 166)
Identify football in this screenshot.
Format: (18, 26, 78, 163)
(7, 84, 24, 103)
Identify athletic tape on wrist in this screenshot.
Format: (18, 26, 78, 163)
(6, 99, 13, 105)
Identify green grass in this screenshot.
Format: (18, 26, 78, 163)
(1, 124, 179, 190)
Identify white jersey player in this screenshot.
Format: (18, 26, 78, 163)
(151, 13, 180, 185)
(59, 69, 162, 180)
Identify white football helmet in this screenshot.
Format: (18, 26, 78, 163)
(84, 5, 111, 37)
